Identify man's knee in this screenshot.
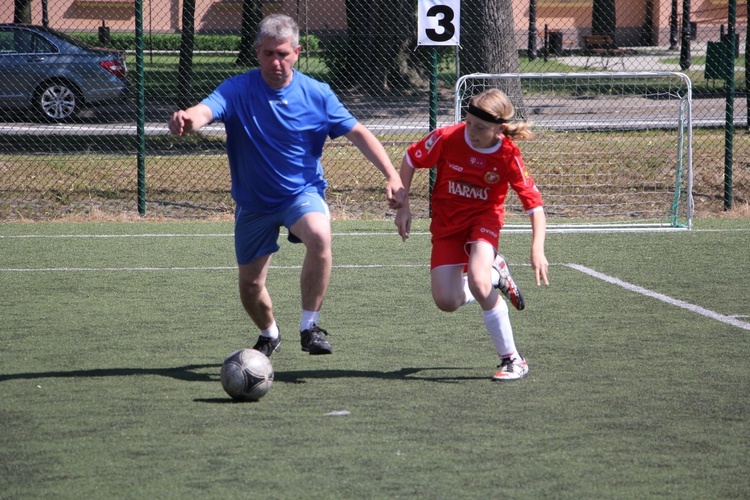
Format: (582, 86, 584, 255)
(294, 214, 331, 252)
(239, 274, 263, 296)
(238, 262, 267, 296)
(306, 229, 331, 255)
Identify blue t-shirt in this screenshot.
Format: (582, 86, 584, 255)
(201, 69, 358, 213)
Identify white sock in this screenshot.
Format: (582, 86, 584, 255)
(482, 301, 518, 358)
(462, 275, 476, 306)
(300, 310, 319, 331)
(260, 321, 279, 340)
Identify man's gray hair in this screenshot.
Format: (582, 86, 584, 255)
(256, 14, 300, 48)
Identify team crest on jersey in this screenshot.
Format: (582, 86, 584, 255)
(484, 171, 500, 184)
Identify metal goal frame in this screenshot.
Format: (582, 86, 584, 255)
(454, 72, 694, 232)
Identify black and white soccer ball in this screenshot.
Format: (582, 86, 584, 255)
(220, 348, 274, 401)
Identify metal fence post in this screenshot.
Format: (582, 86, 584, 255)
(429, 47, 438, 217)
(135, 0, 147, 216)
(723, 0, 737, 210)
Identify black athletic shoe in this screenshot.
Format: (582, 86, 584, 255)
(253, 334, 281, 358)
(300, 324, 333, 355)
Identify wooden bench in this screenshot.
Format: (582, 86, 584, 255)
(583, 35, 618, 54)
(582, 35, 636, 69)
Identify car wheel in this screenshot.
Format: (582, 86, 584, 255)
(35, 80, 81, 122)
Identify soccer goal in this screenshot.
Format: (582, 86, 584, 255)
(455, 72, 693, 231)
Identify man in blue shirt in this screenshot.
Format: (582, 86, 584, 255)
(169, 14, 405, 357)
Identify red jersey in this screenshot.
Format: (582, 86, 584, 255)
(405, 123, 543, 239)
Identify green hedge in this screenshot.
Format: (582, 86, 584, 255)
(70, 32, 320, 53)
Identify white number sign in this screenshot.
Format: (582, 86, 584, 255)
(417, 0, 460, 46)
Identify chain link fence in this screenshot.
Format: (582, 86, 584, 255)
(0, 0, 747, 221)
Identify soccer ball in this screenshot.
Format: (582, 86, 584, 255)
(220, 348, 274, 401)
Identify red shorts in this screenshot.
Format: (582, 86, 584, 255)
(430, 219, 501, 270)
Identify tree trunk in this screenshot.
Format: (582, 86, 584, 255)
(13, 0, 32, 24)
(177, 0, 196, 109)
(669, 0, 679, 49)
(643, 0, 656, 46)
(460, 0, 525, 116)
(343, 0, 427, 93)
(592, 0, 616, 41)
(235, 0, 262, 67)
(461, 0, 520, 75)
(344, 0, 380, 89)
(679, 0, 691, 69)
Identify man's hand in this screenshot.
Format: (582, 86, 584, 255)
(386, 178, 406, 209)
(168, 110, 193, 136)
(168, 104, 213, 136)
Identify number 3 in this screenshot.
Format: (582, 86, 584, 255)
(426, 5, 455, 43)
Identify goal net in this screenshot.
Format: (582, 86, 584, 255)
(454, 72, 693, 231)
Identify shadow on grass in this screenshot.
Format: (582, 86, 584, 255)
(0, 365, 485, 385)
(274, 367, 485, 384)
(194, 367, 488, 403)
(0, 364, 219, 383)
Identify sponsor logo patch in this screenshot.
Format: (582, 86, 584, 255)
(448, 181, 490, 200)
(469, 156, 486, 169)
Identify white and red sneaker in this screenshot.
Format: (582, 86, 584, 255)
(492, 355, 529, 381)
(493, 254, 525, 310)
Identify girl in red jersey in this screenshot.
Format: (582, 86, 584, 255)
(395, 88, 549, 381)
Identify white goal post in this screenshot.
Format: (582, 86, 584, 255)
(454, 72, 694, 232)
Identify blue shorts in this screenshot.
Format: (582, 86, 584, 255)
(234, 189, 330, 265)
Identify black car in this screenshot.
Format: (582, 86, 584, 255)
(0, 24, 129, 122)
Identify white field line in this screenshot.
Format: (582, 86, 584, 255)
(2, 227, 749, 240)
(2, 257, 746, 331)
(565, 263, 750, 331)
(0, 233, 235, 239)
(0, 264, 427, 272)
(0, 232, 426, 239)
